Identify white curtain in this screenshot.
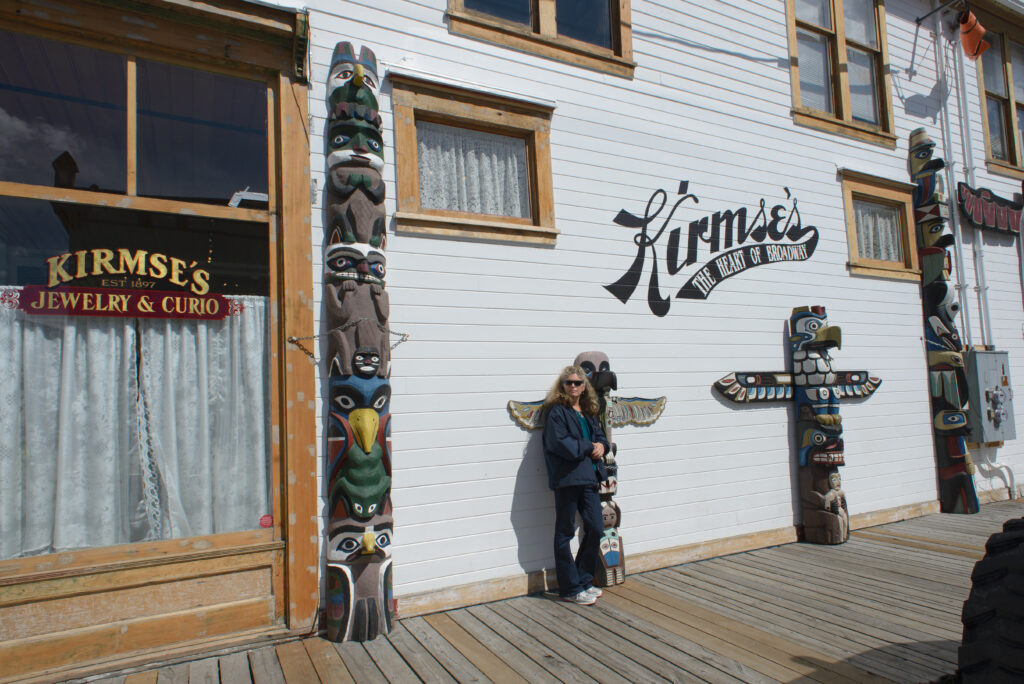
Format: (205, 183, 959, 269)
(416, 120, 530, 218)
(0, 294, 269, 560)
(854, 199, 902, 263)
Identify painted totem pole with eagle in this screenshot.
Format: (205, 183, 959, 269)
(715, 307, 881, 544)
(322, 42, 394, 642)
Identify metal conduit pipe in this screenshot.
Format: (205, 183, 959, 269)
(942, 5, 1017, 499)
(933, 7, 977, 347)
(952, 13, 996, 348)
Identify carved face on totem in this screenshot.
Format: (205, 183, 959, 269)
(601, 501, 620, 529)
(327, 507, 393, 562)
(574, 351, 617, 395)
(599, 528, 621, 567)
(326, 242, 386, 287)
(789, 306, 841, 356)
(907, 127, 945, 183)
(327, 373, 391, 521)
(327, 42, 380, 103)
(327, 119, 384, 173)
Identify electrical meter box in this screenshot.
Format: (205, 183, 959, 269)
(965, 349, 1016, 443)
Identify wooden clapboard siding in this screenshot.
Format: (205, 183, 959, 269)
(0, 598, 275, 681)
(0, 566, 272, 641)
(0, 538, 283, 681)
(63, 500, 1024, 684)
(304, 0, 1024, 607)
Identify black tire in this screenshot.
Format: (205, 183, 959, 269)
(958, 517, 1024, 683)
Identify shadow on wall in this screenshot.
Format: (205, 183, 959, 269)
(510, 428, 557, 580)
(885, 0, 949, 124)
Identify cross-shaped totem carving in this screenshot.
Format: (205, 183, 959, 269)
(714, 306, 881, 544)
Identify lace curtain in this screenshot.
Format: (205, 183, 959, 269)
(0, 295, 269, 560)
(854, 199, 902, 263)
(416, 120, 530, 218)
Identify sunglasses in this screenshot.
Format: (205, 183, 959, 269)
(563, 380, 584, 387)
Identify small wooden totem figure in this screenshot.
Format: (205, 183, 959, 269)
(599, 500, 624, 585)
(907, 127, 979, 514)
(508, 353, 665, 585)
(715, 306, 881, 544)
(323, 41, 394, 641)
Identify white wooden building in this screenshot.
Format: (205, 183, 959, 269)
(295, 0, 1024, 614)
(3, 0, 1024, 676)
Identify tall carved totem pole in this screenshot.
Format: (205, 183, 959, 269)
(323, 42, 394, 642)
(714, 306, 881, 544)
(907, 127, 979, 514)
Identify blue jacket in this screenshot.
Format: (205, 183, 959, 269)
(542, 404, 610, 490)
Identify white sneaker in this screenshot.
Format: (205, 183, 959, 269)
(560, 590, 596, 605)
(584, 586, 603, 598)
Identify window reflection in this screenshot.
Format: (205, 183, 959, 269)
(0, 196, 269, 295)
(137, 60, 268, 205)
(465, 0, 531, 26)
(0, 30, 126, 192)
(557, 0, 613, 49)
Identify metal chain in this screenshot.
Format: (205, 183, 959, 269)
(286, 317, 410, 363)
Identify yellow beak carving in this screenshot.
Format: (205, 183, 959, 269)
(349, 408, 379, 454)
(816, 326, 842, 350)
(362, 529, 376, 554)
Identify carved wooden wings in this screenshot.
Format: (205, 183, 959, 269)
(715, 371, 881, 404)
(607, 396, 667, 427)
(507, 396, 667, 431)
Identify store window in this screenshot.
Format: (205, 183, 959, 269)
(840, 169, 919, 280)
(447, 0, 634, 77)
(786, 0, 896, 146)
(391, 75, 557, 245)
(0, 29, 272, 560)
(979, 21, 1024, 176)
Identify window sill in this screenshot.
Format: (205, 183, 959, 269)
(793, 108, 897, 148)
(985, 158, 1024, 180)
(394, 210, 558, 246)
(849, 262, 921, 281)
(446, 10, 635, 79)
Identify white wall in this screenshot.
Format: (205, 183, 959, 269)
(304, 0, 1024, 598)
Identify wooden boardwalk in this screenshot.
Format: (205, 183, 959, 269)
(86, 500, 1023, 684)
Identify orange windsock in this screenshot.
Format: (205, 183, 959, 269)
(960, 10, 990, 60)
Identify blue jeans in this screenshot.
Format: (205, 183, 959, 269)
(553, 484, 602, 597)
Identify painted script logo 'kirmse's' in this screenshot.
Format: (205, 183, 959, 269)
(605, 181, 819, 315)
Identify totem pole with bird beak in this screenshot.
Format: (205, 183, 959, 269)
(322, 42, 394, 642)
(715, 307, 881, 544)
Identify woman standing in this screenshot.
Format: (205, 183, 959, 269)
(542, 365, 611, 605)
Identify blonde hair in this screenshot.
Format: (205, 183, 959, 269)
(542, 365, 601, 416)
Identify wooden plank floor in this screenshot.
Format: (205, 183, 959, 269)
(85, 500, 1024, 684)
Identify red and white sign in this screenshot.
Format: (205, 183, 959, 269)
(17, 285, 240, 320)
